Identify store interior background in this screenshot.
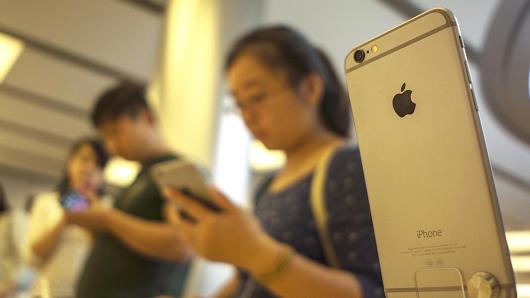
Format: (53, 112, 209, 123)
(0, 0, 529, 296)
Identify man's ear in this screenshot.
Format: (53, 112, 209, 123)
(140, 108, 156, 126)
(298, 73, 324, 107)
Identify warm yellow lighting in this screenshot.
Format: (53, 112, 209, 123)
(147, 73, 161, 112)
(103, 157, 141, 187)
(518, 284, 530, 298)
(249, 141, 285, 172)
(158, 0, 219, 165)
(511, 256, 530, 272)
(506, 231, 530, 253)
(0, 32, 24, 83)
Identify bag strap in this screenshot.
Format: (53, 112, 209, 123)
(310, 146, 339, 268)
(253, 146, 340, 268)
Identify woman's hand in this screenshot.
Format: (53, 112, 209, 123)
(163, 187, 283, 274)
(64, 191, 111, 232)
(78, 191, 109, 210)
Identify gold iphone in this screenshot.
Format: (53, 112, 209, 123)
(344, 8, 516, 298)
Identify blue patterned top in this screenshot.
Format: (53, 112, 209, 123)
(235, 146, 384, 298)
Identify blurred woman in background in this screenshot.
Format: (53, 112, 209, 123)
(164, 26, 383, 298)
(0, 182, 34, 298)
(26, 137, 108, 298)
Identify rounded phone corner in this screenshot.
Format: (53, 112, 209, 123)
(343, 52, 351, 72)
(344, 52, 353, 73)
(428, 7, 458, 26)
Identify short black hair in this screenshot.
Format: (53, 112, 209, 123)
(0, 181, 8, 213)
(91, 81, 148, 128)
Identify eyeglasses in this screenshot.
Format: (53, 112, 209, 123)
(229, 85, 292, 116)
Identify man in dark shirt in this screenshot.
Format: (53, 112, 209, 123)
(67, 82, 192, 298)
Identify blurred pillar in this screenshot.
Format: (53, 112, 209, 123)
(151, 0, 264, 295)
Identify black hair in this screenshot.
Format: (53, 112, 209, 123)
(91, 81, 148, 128)
(56, 137, 109, 197)
(0, 181, 8, 213)
(225, 25, 351, 137)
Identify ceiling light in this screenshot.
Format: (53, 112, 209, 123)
(103, 157, 141, 187)
(518, 284, 530, 298)
(511, 256, 530, 272)
(506, 231, 530, 253)
(0, 32, 23, 83)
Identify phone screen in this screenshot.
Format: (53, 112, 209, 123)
(60, 191, 89, 212)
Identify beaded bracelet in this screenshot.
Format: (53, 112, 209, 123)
(255, 245, 295, 284)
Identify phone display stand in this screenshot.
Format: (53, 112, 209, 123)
(413, 268, 501, 298)
(414, 268, 466, 297)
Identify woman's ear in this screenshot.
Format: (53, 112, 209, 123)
(298, 73, 324, 107)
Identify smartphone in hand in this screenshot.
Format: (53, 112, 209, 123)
(151, 159, 222, 213)
(60, 191, 89, 212)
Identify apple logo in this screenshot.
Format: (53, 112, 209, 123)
(392, 83, 416, 118)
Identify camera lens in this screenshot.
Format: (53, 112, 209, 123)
(354, 50, 365, 63)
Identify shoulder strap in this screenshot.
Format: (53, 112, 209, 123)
(310, 147, 339, 268)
